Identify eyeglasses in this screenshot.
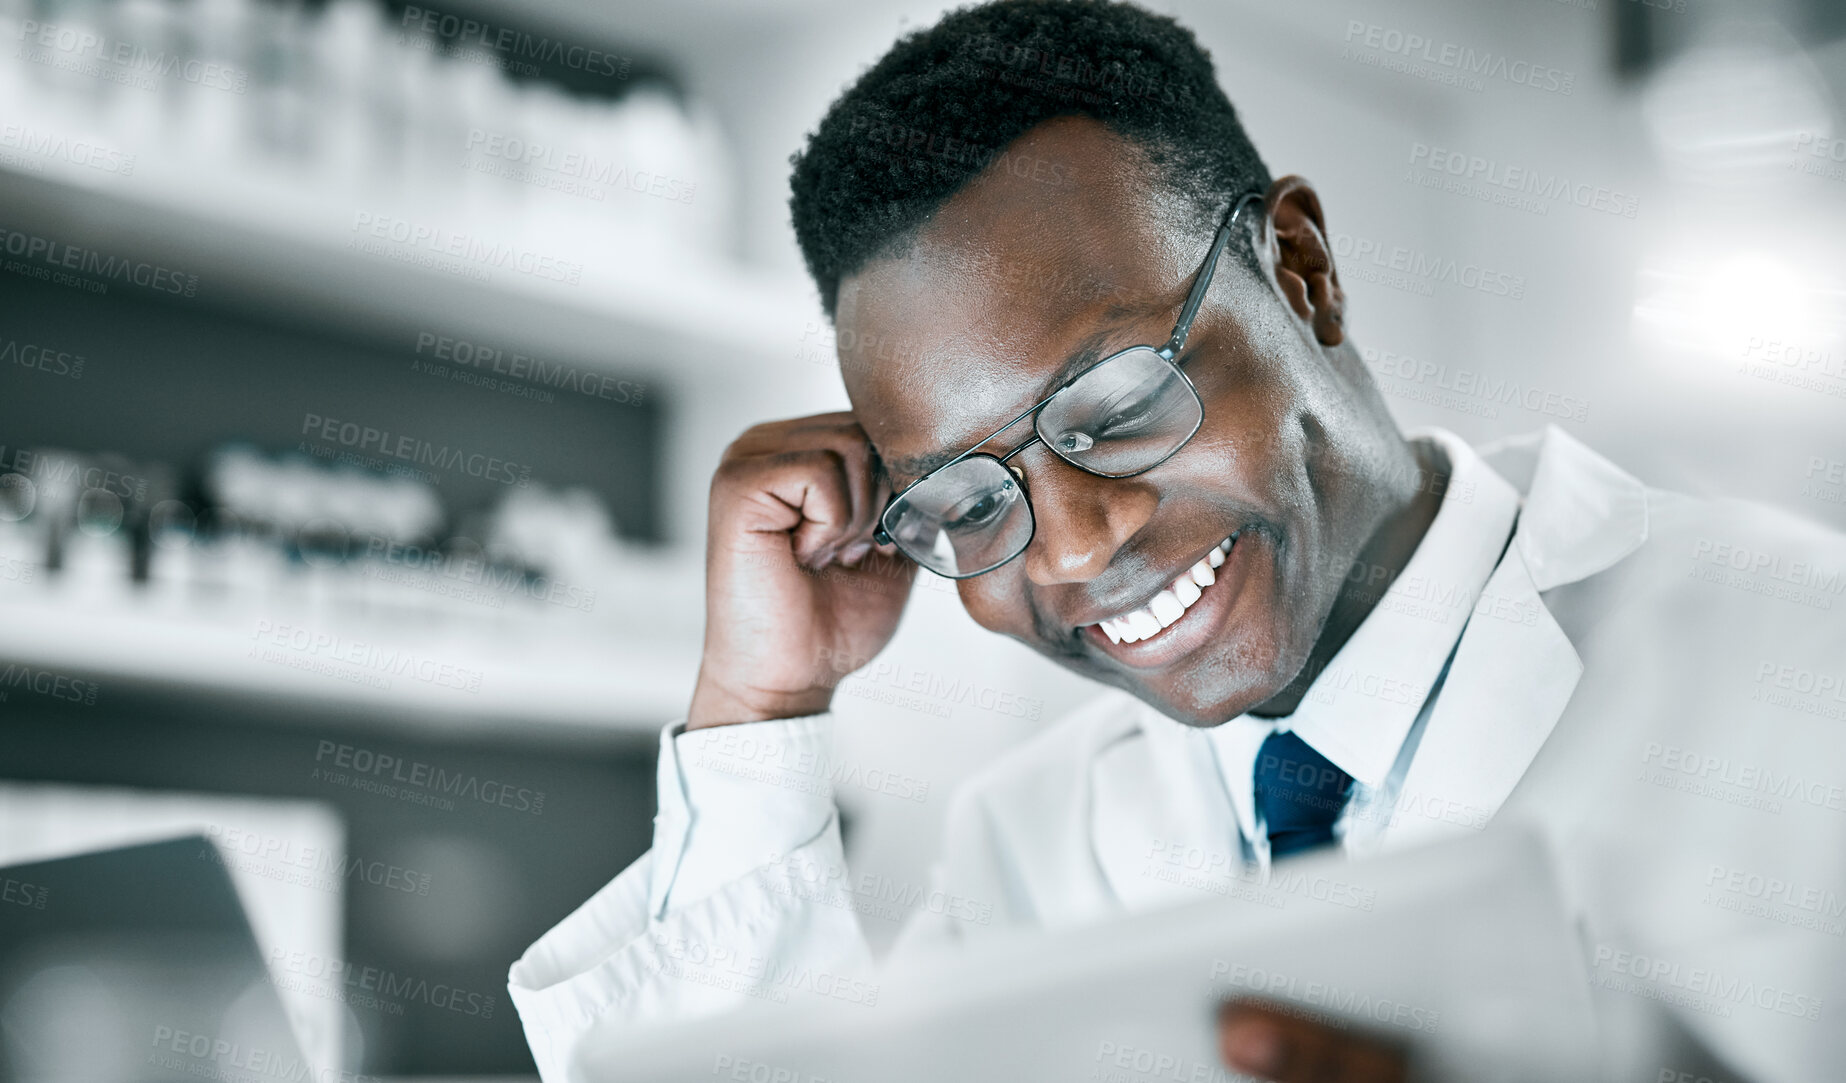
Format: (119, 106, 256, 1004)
(873, 192, 1263, 579)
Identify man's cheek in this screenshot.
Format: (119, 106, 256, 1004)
(959, 580, 1026, 634)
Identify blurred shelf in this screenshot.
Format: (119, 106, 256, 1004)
(0, 163, 818, 385)
(0, 564, 704, 741)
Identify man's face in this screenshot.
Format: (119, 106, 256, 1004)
(835, 117, 1397, 726)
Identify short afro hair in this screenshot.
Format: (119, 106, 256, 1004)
(789, 0, 1271, 320)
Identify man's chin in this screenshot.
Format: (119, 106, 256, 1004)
(1013, 605, 1298, 727)
(1085, 649, 1292, 729)
(1135, 683, 1284, 728)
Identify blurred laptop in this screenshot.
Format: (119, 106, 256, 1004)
(0, 836, 315, 1083)
(0, 782, 344, 1079)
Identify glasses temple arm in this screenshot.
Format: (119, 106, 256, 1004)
(1163, 192, 1261, 358)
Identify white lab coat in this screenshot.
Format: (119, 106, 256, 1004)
(510, 426, 1846, 1083)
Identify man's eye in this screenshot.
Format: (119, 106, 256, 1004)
(1095, 395, 1160, 438)
(946, 489, 1008, 531)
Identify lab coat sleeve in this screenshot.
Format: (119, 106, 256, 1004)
(507, 715, 874, 1083)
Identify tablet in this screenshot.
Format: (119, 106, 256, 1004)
(587, 826, 1598, 1083)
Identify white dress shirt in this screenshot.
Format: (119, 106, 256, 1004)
(510, 426, 1846, 1083)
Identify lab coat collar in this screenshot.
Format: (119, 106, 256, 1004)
(1276, 428, 1521, 791)
(1371, 539, 1586, 851)
(1373, 424, 1650, 849)
(1478, 424, 1651, 591)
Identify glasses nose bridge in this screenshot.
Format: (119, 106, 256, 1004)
(996, 429, 1042, 468)
(993, 424, 1077, 491)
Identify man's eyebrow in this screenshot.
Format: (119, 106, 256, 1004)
(870, 448, 895, 489)
(882, 328, 1125, 483)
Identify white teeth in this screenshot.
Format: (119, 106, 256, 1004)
(1091, 535, 1237, 646)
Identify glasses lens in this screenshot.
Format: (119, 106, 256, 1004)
(1035, 347, 1202, 477)
(882, 455, 1033, 578)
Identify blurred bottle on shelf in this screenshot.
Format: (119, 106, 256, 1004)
(0, 448, 159, 603)
(0, 436, 662, 634)
(0, 0, 733, 275)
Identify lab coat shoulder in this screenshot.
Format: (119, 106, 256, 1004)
(1483, 423, 1843, 661)
(1488, 427, 1846, 776)
(1496, 445, 1846, 1083)
(925, 688, 1146, 935)
(1540, 478, 1846, 670)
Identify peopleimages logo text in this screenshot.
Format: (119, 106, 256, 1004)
(314, 740, 546, 815)
(1363, 346, 1590, 421)
(0, 225, 198, 296)
(414, 333, 645, 405)
(1343, 21, 1574, 95)
(1331, 233, 1526, 300)
(464, 131, 696, 203)
(1408, 143, 1637, 218)
(1209, 960, 1442, 1033)
(348, 212, 583, 285)
(300, 413, 531, 487)
(0, 123, 135, 175)
(269, 947, 496, 1018)
(1590, 944, 1822, 1021)
(13, 19, 250, 92)
(400, 5, 630, 78)
(0, 663, 100, 705)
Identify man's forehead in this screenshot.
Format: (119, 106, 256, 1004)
(835, 121, 1196, 480)
(864, 324, 1135, 482)
(839, 237, 1158, 479)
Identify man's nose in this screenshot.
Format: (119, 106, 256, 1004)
(1018, 448, 1157, 585)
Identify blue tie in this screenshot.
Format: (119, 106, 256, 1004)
(1254, 729, 1354, 858)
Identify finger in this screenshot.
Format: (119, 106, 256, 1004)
(729, 410, 856, 446)
(840, 448, 907, 575)
(721, 448, 857, 567)
(743, 417, 882, 549)
(728, 412, 858, 459)
(781, 451, 856, 567)
(1218, 1001, 1407, 1083)
(825, 422, 882, 549)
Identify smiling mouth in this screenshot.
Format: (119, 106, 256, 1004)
(1089, 532, 1240, 645)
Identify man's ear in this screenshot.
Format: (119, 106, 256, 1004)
(1262, 176, 1345, 348)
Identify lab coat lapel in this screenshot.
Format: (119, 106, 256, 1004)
(1091, 706, 1244, 911)
(1376, 425, 1648, 851)
(1378, 542, 1584, 851)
